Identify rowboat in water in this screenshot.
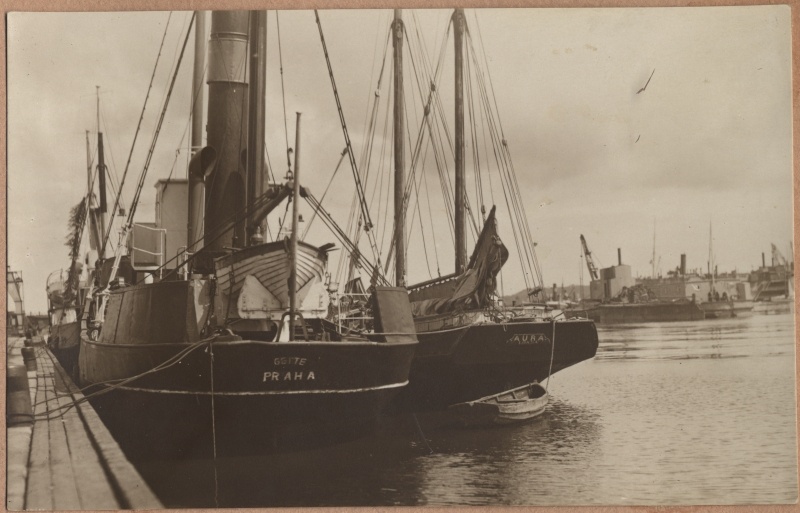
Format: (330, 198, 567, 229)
(449, 382, 549, 427)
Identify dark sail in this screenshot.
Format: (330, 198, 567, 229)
(409, 206, 508, 317)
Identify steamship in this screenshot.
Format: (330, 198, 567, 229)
(77, 11, 417, 459)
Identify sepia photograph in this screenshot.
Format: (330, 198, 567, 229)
(5, 3, 796, 509)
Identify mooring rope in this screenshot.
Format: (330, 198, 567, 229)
(545, 318, 557, 393)
(208, 343, 220, 507)
(412, 413, 434, 454)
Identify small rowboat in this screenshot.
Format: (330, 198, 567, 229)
(449, 382, 549, 427)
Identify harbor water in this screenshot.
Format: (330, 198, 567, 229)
(135, 312, 797, 507)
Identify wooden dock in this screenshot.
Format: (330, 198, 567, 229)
(6, 337, 162, 510)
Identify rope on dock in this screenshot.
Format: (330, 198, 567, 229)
(31, 340, 212, 419)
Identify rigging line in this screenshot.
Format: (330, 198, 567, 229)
(275, 198, 291, 241)
(376, 83, 393, 257)
(465, 49, 484, 222)
(99, 11, 173, 257)
(100, 13, 197, 297)
(461, 47, 480, 240)
(143, 11, 192, 185)
(394, 117, 436, 278)
(404, 98, 434, 280)
(350, 39, 390, 261)
(338, 25, 391, 285)
(467, 30, 539, 288)
(127, 14, 196, 226)
(360, 11, 389, 154)
(314, 10, 381, 268)
(31, 339, 206, 416)
(403, 24, 456, 238)
(98, 108, 126, 213)
(302, 147, 347, 240)
(262, 13, 277, 186)
(467, 18, 543, 286)
(367, 77, 391, 214)
(276, 12, 291, 164)
(421, 147, 441, 276)
(467, 54, 531, 291)
(304, 192, 389, 286)
(361, 29, 392, 174)
(385, 58, 428, 276)
(477, 73, 495, 206)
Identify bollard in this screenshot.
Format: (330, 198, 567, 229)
(7, 365, 33, 426)
(21, 347, 37, 371)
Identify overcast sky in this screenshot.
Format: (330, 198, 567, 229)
(7, 6, 792, 313)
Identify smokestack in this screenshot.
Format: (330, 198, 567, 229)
(617, 248, 622, 266)
(204, 11, 250, 251)
(762, 252, 766, 268)
(680, 254, 686, 276)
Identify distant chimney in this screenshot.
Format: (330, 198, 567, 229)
(680, 254, 687, 276)
(762, 252, 766, 268)
(617, 248, 622, 266)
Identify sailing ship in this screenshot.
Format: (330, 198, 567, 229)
(325, 9, 599, 412)
(75, 11, 417, 459)
(47, 115, 109, 375)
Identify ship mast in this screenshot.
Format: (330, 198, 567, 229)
(393, 9, 406, 286)
(96, 87, 108, 259)
(247, 11, 268, 245)
(453, 8, 467, 273)
(708, 221, 715, 293)
(288, 113, 301, 340)
(187, 11, 206, 250)
(651, 218, 656, 278)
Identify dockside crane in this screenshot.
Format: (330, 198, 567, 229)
(771, 243, 790, 278)
(580, 234, 599, 281)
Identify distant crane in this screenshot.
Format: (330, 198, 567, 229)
(772, 243, 790, 279)
(580, 234, 599, 281)
(772, 243, 789, 268)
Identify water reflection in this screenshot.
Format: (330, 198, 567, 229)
(135, 312, 797, 506)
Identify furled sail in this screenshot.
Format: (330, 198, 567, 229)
(409, 206, 508, 317)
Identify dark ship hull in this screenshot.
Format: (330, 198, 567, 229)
(580, 301, 705, 323)
(48, 320, 81, 377)
(397, 206, 600, 412)
(81, 336, 415, 459)
(79, 279, 417, 459)
(392, 315, 599, 412)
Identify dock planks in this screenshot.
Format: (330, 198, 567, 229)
(12, 343, 161, 510)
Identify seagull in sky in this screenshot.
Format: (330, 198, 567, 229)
(637, 69, 656, 94)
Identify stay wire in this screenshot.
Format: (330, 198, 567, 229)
(276, 12, 291, 166)
(99, 11, 173, 257)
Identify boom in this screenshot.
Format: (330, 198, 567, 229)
(580, 234, 599, 281)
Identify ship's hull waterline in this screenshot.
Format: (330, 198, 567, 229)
(78, 277, 418, 458)
(392, 317, 599, 412)
(80, 336, 416, 459)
